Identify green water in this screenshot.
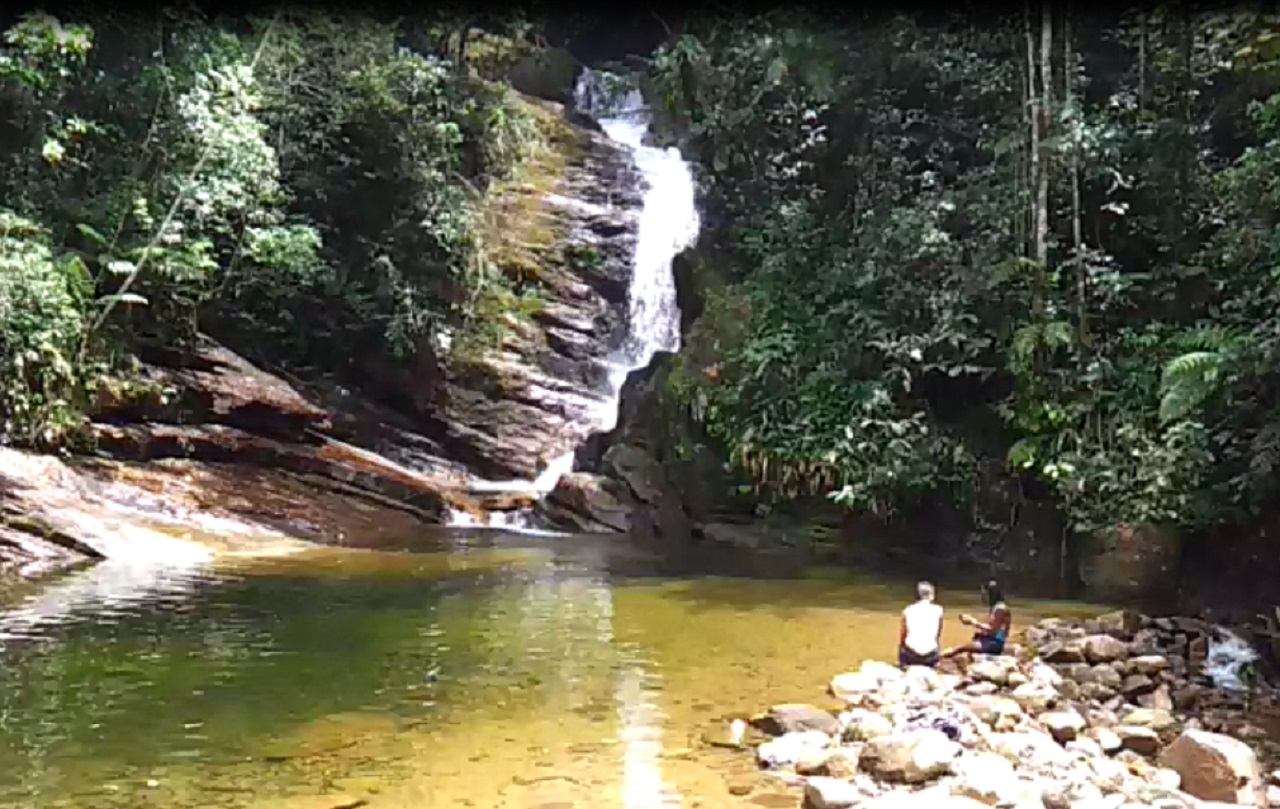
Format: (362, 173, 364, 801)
(0, 531, 1097, 809)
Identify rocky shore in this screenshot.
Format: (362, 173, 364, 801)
(733, 611, 1280, 808)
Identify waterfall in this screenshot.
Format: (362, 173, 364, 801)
(444, 70, 700, 530)
(1203, 628, 1261, 691)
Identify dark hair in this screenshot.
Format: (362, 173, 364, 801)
(982, 579, 1004, 607)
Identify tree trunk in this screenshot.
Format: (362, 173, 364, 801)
(1037, 0, 1051, 279)
(1025, 0, 1042, 274)
(1065, 12, 1087, 345)
(1138, 13, 1147, 112)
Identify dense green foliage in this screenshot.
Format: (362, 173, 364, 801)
(0, 9, 545, 445)
(649, 8, 1280, 536)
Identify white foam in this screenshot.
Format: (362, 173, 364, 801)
(1204, 628, 1260, 691)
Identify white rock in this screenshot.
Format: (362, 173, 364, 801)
(990, 731, 1073, 769)
(842, 709, 895, 742)
(1088, 727, 1123, 754)
(1126, 655, 1169, 676)
(951, 751, 1019, 804)
(1029, 660, 1065, 687)
(1066, 738, 1105, 759)
(756, 729, 830, 767)
(1041, 709, 1087, 743)
(861, 729, 962, 784)
(1150, 767, 1181, 791)
(969, 655, 1021, 686)
(1010, 682, 1058, 715)
(967, 695, 1023, 729)
(859, 794, 991, 809)
(1069, 794, 1127, 809)
(1087, 756, 1130, 789)
(1083, 635, 1130, 664)
(904, 665, 945, 693)
(1118, 707, 1176, 731)
(861, 659, 905, 684)
(831, 671, 882, 703)
(803, 776, 864, 809)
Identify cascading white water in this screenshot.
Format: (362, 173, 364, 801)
(445, 70, 700, 530)
(1204, 628, 1261, 691)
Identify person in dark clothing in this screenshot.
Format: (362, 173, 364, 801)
(942, 579, 1012, 659)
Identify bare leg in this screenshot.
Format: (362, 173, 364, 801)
(941, 641, 982, 660)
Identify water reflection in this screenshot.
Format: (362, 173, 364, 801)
(0, 557, 216, 646)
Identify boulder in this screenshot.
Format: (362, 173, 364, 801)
(1041, 639, 1088, 664)
(756, 730, 831, 768)
(1089, 610, 1145, 639)
(860, 730, 962, 784)
(1083, 635, 1130, 664)
(1118, 707, 1177, 732)
(1041, 709, 1087, 743)
(1158, 730, 1266, 805)
(842, 710, 895, 742)
(1009, 682, 1058, 715)
(1127, 655, 1170, 676)
(1066, 737, 1105, 758)
(801, 746, 861, 778)
(951, 751, 1020, 804)
(1090, 663, 1125, 691)
(1114, 725, 1160, 757)
(752, 704, 840, 737)
(94, 339, 332, 440)
(967, 696, 1023, 731)
(1088, 727, 1123, 755)
(1087, 755, 1131, 789)
(1121, 673, 1157, 698)
(603, 444, 670, 505)
(989, 731, 1073, 769)
(803, 776, 864, 809)
(970, 656, 1022, 686)
(539, 472, 633, 532)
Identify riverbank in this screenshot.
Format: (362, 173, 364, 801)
(732, 610, 1280, 809)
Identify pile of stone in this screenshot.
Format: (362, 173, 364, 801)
(738, 614, 1280, 809)
(1026, 611, 1266, 739)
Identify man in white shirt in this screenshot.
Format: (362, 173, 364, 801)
(898, 581, 943, 668)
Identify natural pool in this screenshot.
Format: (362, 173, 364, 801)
(0, 529, 1102, 809)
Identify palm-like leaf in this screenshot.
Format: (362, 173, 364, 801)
(1158, 350, 1223, 423)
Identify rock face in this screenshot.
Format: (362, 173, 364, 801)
(420, 108, 643, 482)
(91, 338, 331, 440)
(1078, 523, 1182, 604)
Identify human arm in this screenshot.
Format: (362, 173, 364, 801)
(899, 613, 907, 646)
(962, 607, 1008, 636)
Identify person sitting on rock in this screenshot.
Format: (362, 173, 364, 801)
(898, 581, 944, 668)
(944, 578, 1012, 659)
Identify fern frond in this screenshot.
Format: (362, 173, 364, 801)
(1158, 350, 1223, 423)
